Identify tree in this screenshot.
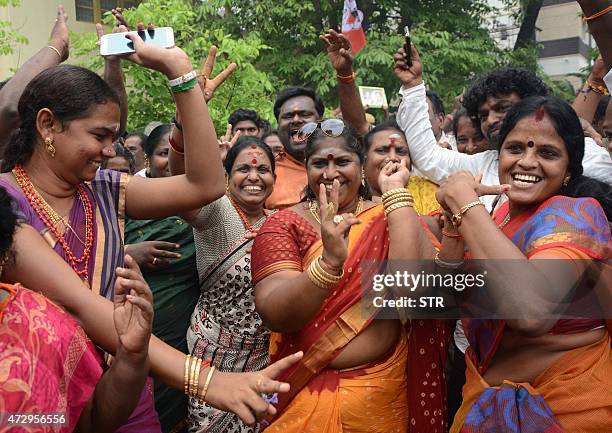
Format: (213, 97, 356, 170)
(71, 0, 551, 130)
(0, 0, 28, 58)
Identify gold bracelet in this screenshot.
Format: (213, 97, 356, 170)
(188, 353, 198, 397)
(451, 200, 484, 228)
(47, 45, 62, 60)
(381, 187, 411, 202)
(384, 201, 413, 216)
(191, 358, 203, 397)
(183, 355, 191, 395)
(383, 196, 414, 208)
(200, 366, 216, 402)
(307, 256, 343, 289)
(588, 81, 610, 96)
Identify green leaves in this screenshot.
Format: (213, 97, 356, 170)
(66, 0, 547, 132)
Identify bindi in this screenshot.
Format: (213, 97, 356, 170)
(327, 153, 335, 161)
(527, 140, 535, 148)
(534, 106, 545, 122)
(388, 133, 401, 148)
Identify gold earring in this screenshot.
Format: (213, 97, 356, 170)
(45, 137, 56, 157)
(144, 157, 151, 175)
(361, 167, 366, 187)
(562, 175, 571, 187)
(225, 177, 229, 191)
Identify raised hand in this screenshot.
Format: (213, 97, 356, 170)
(378, 159, 411, 194)
(124, 241, 182, 270)
(320, 29, 354, 75)
(393, 44, 422, 88)
(218, 123, 241, 162)
(205, 351, 303, 425)
(121, 22, 192, 79)
(435, 171, 510, 214)
(198, 46, 238, 102)
(113, 255, 154, 354)
(49, 4, 69, 62)
(318, 180, 361, 271)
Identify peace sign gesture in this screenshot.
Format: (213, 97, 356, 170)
(318, 180, 361, 272)
(218, 123, 241, 162)
(198, 46, 238, 102)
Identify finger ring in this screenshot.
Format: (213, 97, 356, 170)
(324, 203, 337, 215)
(333, 215, 344, 225)
(152, 257, 158, 265)
(255, 377, 263, 391)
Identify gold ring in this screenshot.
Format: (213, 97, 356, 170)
(255, 377, 263, 391)
(333, 215, 344, 225)
(152, 257, 158, 265)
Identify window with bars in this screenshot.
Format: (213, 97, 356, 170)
(75, 0, 142, 23)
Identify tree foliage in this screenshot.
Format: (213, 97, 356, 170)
(68, 0, 576, 131)
(0, 0, 28, 57)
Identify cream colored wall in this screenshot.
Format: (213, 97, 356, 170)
(536, 3, 583, 43)
(0, 1, 96, 79)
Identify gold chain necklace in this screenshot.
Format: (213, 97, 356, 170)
(309, 196, 364, 225)
(498, 213, 511, 229)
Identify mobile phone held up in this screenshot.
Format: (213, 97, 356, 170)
(100, 27, 174, 56)
(403, 26, 412, 67)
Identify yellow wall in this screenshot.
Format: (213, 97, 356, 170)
(0, 1, 97, 79)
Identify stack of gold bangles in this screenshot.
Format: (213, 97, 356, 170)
(307, 256, 344, 290)
(184, 355, 215, 401)
(382, 188, 414, 216)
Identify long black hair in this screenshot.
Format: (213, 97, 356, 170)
(498, 96, 612, 220)
(1, 65, 120, 172)
(0, 187, 18, 270)
(302, 123, 371, 201)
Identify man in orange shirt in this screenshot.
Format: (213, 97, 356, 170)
(266, 87, 325, 209)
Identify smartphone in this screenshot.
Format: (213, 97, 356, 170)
(100, 27, 174, 56)
(403, 26, 412, 67)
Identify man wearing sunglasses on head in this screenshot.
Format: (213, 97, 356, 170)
(267, 31, 370, 210)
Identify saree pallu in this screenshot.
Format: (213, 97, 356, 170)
(0, 171, 161, 433)
(0, 283, 103, 432)
(251, 206, 448, 432)
(453, 196, 612, 433)
(125, 216, 200, 433)
(406, 176, 439, 216)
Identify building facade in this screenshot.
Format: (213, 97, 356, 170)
(1, 0, 140, 79)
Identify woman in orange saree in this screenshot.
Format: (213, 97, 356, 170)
(435, 96, 612, 433)
(252, 120, 448, 432)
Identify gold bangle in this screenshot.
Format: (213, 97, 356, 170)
(47, 45, 62, 60)
(191, 358, 203, 397)
(307, 256, 343, 289)
(183, 355, 191, 395)
(383, 196, 414, 208)
(200, 366, 216, 402)
(384, 202, 413, 216)
(188, 353, 198, 397)
(381, 187, 410, 202)
(588, 81, 610, 96)
(383, 193, 413, 204)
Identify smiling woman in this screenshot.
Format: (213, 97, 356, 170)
(0, 32, 298, 431)
(178, 136, 277, 433)
(434, 96, 612, 433)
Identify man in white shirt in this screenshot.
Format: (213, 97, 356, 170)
(395, 52, 612, 211)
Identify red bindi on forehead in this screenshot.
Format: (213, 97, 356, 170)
(327, 153, 335, 160)
(251, 158, 258, 166)
(535, 106, 545, 122)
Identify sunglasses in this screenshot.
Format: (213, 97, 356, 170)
(297, 119, 346, 142)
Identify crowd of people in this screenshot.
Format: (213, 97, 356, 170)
(0, 1, 610, 432)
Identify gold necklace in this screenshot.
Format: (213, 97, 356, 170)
(498, 213, 511, 229)
(309, 196, 364, 225)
